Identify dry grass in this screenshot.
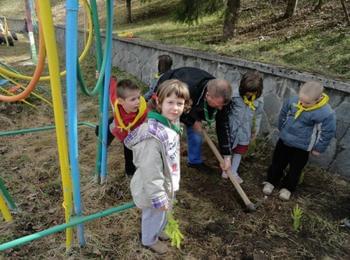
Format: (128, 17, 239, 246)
(1, 34, 350, 259)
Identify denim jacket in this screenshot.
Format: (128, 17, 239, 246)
(278, 96, 336, 153)
(228, 89, 264, 148)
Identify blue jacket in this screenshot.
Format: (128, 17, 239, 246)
(278, 96, 336, 153)
(228, 89, 264, 148)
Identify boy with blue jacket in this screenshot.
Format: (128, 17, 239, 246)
(263, 81, 336, 201)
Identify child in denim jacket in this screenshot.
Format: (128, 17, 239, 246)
(263, 81, 336, 201)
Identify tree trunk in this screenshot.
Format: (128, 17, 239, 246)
(313, 0, 323, 11)
(126, 0, 132, 23)
(223, 0, 241, 40)
(340, 0, 350, 25)
(283, 0, 298, 19)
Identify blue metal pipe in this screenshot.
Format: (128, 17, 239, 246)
(66, 0, 85, 246)
(100, 0, 114, 184)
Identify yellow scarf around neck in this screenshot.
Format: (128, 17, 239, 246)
(294, 93, 329, 119)
(114, 96, 147, 131)
(243, 94, 256, 111)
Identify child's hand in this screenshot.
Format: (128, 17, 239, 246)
(220, 156, 231, 171)
(193, 121, 202, 133)
(159, 205, 169, 211)
(311, 150, 320, 156)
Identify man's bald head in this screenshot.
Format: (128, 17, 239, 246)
(207, 79, 232, 105)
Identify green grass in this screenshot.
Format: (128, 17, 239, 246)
(212, 30, 350, 80)
(1, 0, 349, 80)
(114, 0, 350, 81)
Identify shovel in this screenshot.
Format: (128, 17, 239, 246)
(202, 129, 257, 212)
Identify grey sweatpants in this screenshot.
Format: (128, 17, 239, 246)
(141, 207, 167, 246)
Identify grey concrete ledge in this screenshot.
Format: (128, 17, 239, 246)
(115, 36, 350, 94)
(53, 21, 350, 94)
(9, 18, 350, 94)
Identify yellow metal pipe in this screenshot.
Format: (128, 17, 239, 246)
(0, 87, 37, 109)
(38, 0, 73, 249)
(0, 72, 53, 107)
(0, 194, 13, 222)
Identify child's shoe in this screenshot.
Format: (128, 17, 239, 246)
(262, 182, 274, 195)
(221, 172, 228, 179)
(279, 188, 291, 201)
(340, 218, 350, 229)
(158, 232, 170, 241)
(233, 174, 243, 184)
(146, 240, 169, 254)
(222, 172, 243, 184)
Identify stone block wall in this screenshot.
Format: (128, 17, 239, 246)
(8, 18, 350, 177)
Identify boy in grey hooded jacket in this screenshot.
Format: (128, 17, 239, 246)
(224, 71, 264, 184)
(263, 81, 336, 201)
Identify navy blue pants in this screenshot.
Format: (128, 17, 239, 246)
(95, 117, 135, 176)
(267, 139, 309, 191)
(186, 125, 203, 164)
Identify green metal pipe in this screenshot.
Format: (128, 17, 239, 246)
(0, 201, 135, 251)
(0, 122, 96, 137)
(0, 177, 16, 210)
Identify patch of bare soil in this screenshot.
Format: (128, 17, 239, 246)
(1, 34, 350, 258)
(1, 94, 350, 259)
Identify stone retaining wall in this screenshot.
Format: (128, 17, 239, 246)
(7, 18, 350, 177)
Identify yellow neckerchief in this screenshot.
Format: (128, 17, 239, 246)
(243, 94, 256, 111)
(294, 93, 329, 119)
(114, 96, 147, 131)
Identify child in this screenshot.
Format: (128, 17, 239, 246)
(124, 79, 190, 254)
(144, 54, 173, 101)
(263, 81, 336, 201)
(223, 71, 264, 184)
(95, 77, 148, 176)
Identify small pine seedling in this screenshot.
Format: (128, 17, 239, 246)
(291, 204, 303, 232)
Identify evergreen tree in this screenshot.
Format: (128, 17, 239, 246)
(175, 0, 241, 40)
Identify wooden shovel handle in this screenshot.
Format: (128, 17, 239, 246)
(202, 130, 254, 207)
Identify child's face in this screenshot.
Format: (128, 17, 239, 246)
(298, 93, 318, 108)
(118, 90, 141, 113)
(160, 93, 185, 123)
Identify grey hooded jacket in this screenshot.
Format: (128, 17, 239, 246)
(228, 89, 264, 148)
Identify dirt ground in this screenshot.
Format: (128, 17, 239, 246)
(1, 34, 350, 259)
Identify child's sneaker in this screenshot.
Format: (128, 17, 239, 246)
(279, 188, 291, 201)
(158, 232, 170, 241)
(222, 172, 243, 184)
(340, 217, 350, 229)
(233, 174, 243, 184)
(146, 240, 169, 254)
(262, 182, 274, 195)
